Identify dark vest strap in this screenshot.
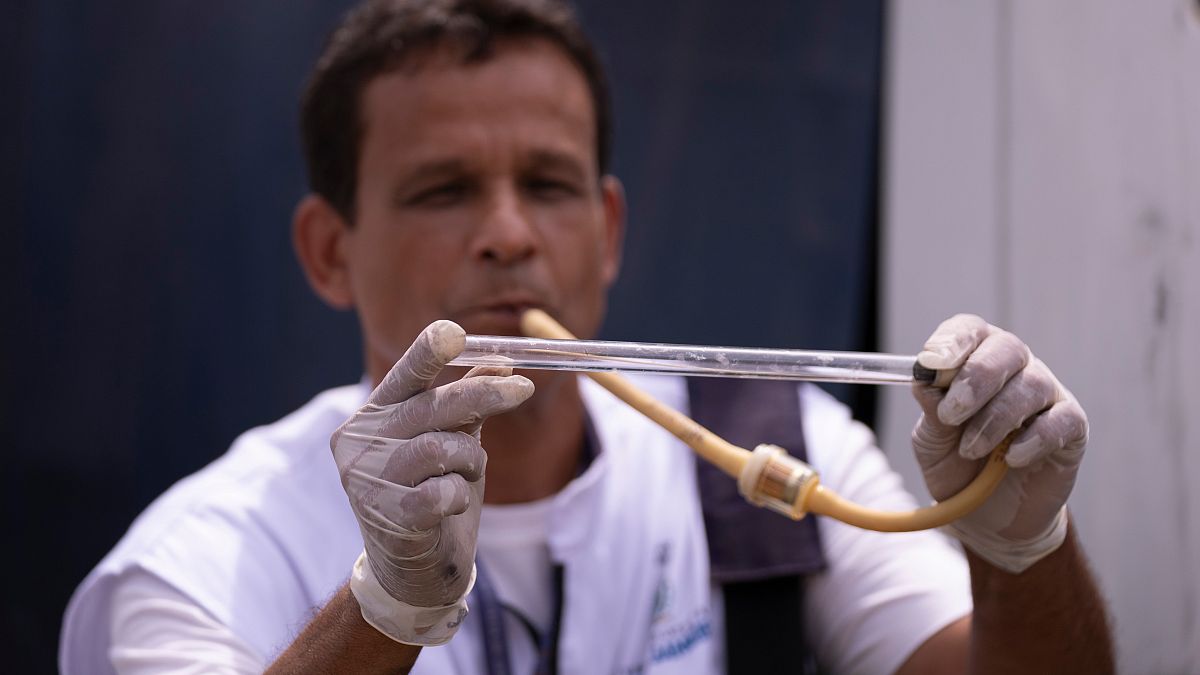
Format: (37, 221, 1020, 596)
(689, 378, 826, 580)
(722, 575, 811, 674)
(688, 378, 825, 674)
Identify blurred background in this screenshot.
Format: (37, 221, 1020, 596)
(3, 0, 1197, 671)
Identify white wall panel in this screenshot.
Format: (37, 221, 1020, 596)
(884, 1, 1200, 670)
(880, 2, 1004, 505)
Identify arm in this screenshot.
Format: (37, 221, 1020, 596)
(900, 314, 1114, 674)
(965, 525, 1112, 672)
(897, 525, 1112, 675)
(268, 584, 420, 674)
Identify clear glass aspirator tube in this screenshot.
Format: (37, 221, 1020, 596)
(449, 335, 933, 385)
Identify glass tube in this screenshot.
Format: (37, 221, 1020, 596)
(448, 335, 931, 385)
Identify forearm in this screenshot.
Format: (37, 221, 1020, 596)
(966, 521, 1114, 674)
(267, 583, 421, 674)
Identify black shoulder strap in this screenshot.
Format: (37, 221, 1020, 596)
(688, 378, 825, 673)
(688, 378, 825, 580)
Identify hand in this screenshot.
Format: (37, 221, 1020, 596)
(332, 320, 533, 644)
(911, 314, 1087, 573)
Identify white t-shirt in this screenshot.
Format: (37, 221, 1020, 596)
(474, 496, 558, 670)
(62, 376, 971, 675)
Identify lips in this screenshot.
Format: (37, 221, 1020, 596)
(455, 297, 549, 335)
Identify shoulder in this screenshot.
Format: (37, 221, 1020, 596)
(61, 382, 368, 672)
(106, 569, 267, 673)
(111, 381, 365, 566)
(798, 383, 908, 500)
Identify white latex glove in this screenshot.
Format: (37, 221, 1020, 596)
(333, 320, 534, 644)
(911, 314, 1088, 573)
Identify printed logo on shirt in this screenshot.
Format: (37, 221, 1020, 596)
(650, 543, 672, 624)
(619, 542, 713, 672)
(649, 608, 712, 664)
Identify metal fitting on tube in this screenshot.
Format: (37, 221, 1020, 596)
(737, 444, 818, 520)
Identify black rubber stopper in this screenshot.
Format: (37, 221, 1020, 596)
(912, 362, 938, 383)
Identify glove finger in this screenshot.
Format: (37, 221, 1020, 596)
(368, 320, 466, 406)
(912, 414, 986, 500)
(912, 382, 948, 421)
(911, 384, 979, 498)
(402, 473, 475, 531)
(957, 357, 1059, 460)
(381, 431, 487, 487)
(381, 374, 533, 439)
(1007, 394, 1088, 468)
(916, 313, 991, 370)
(464, 365, 514, 378)
(910, 384, 960, 463)
(938, 329, 1030, 426)
(331, 428, 400, 479)
(460, 365, 514, 437)
(366, 472, 475, 533)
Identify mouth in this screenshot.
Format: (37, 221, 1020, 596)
(455, 299, 549, 336)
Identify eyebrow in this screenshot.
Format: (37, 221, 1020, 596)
(525, 149, 589, 182)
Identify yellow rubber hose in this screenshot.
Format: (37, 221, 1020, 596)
(520, 309, 1010, 533)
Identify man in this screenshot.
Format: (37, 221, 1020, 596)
(62, 0, 1113, 672)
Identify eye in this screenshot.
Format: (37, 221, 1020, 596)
(524, 177, 580, 201)
(405, 181, 471, 208)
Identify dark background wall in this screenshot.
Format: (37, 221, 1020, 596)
(2, 1, 881, 668)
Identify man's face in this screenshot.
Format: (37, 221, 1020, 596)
(345, 38, 623, 379)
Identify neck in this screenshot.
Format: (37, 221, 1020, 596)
(480, 370, 586, 504)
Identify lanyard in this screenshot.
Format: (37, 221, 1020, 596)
(474, 560, 564, 675)
(474, 413, 592, 675)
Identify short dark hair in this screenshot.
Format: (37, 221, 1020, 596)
(300, 0, 612, 220)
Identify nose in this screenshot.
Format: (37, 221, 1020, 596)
(470, 183, 537, 266)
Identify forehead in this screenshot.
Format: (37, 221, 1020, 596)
(358, 38, 597, 169)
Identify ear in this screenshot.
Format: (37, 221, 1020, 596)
(599, 175, 626, 287)
(292, 194, 355, 309)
